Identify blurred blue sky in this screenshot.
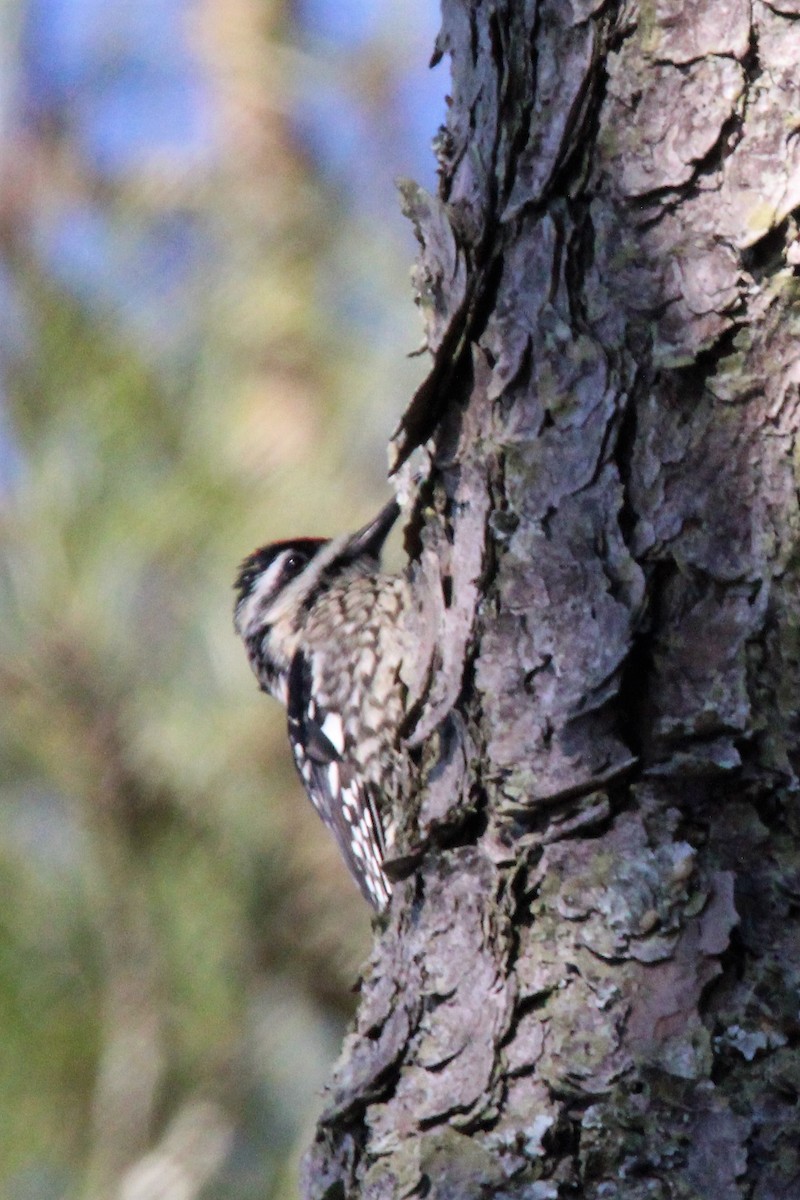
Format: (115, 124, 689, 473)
(12, 0, 443, 312)
(20, 0, 216, 174)
(0, 0, 445, 484)
(294, 0, 443, 209)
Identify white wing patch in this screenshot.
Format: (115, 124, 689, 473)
(326, 760, 340, 797)
(320, 712, 345, 758)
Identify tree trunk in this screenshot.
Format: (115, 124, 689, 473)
(303, 1, 800, 1196)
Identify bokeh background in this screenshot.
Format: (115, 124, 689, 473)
(0, 1, 443, 1195)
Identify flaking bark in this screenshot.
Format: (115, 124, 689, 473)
(303, 1, 800, 1196)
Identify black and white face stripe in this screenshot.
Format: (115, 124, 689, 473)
(233, 539, 326, 639)
(234, 539, 325, 606)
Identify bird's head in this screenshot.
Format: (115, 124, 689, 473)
(233, 499, 400, 698)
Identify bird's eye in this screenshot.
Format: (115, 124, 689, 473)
(283, 551, 307, 575)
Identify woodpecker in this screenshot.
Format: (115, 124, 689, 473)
(233, 500, 412, 910)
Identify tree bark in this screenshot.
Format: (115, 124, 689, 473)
(303, 1, 800, 1196)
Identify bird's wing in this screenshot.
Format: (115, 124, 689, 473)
(286, 650, 390, 909)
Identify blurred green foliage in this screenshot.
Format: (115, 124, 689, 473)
(0, 0, 430, 1194)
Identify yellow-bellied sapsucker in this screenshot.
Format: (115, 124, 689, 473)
(233, 500, 411, 909)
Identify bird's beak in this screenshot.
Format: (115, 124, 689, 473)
(342, 498, 400, 561)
